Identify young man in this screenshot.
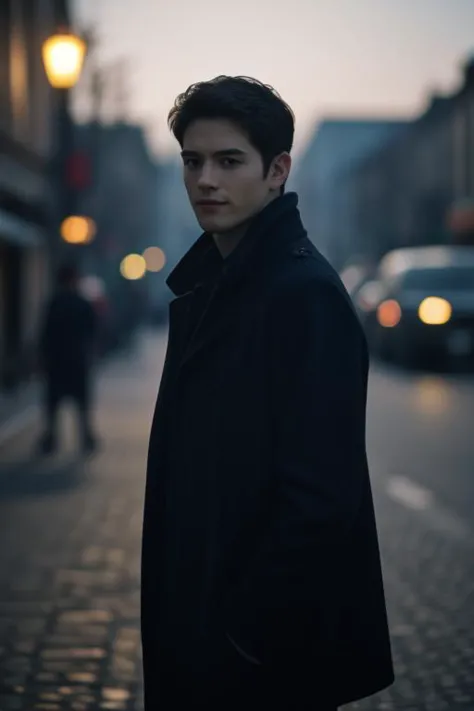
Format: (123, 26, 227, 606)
(141, 76, 394, 710)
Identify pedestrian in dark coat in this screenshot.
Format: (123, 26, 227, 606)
(38, 263, 98, 454)
(141, 76, 394, 711)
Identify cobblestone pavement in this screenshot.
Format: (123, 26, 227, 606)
(0, 332, 473, 710)
(0, 333, 165, 711)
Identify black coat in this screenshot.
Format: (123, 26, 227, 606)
(141, 194, 394, 709)
(40, 288, 97, 399)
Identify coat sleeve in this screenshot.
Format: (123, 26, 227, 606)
(222, 277, 370, 665)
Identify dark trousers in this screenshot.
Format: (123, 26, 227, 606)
(43, 371, 94, 447)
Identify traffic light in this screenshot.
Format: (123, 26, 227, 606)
(66, 151, 92, 191)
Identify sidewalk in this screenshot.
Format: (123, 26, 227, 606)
(0, 343, 141, 450)
(0, 329, 167, 711)
(0, 381, 39, 449)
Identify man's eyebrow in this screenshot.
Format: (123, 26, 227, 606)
(214, 148, 247, 157)
(180, 148, 247, 158)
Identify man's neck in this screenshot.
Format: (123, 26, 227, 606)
(212, 224, 247, 259)
(212, 193, 279, 259)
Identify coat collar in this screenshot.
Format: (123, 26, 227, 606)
(166, 192, 302, 297)
(165, 192, 305, 375)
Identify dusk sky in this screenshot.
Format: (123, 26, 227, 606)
(73, 0, 474, 158)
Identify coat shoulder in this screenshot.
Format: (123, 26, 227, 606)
(265, 240, 360, 327)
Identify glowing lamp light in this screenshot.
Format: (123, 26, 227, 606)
(42, 33, 86, 89)
(377, 299, 402, 328)
(143, 246, 166, 273)
(418, 297, 452, 325)
(120, 254, 147, 280)
(60, 215, 96, 244)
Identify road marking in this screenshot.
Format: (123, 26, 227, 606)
(0, 405, 37, 447)
(387, 475, 471, 541)
(387, 476, 433, 510)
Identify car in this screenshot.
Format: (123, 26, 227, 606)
(340, 264, 374, 300)
(354, 245, 474, 366)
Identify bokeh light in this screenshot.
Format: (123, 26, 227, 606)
(60, 216, 96, 245)
(143, 246, 166, 273)
(42, 33, 86, 89)
(120, 254, 147, 280)
(80, 276, 105, 301)
(418, 297, 452, 326)
(377, 299, 402, 328)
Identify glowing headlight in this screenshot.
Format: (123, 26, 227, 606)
(418, 297, 452, 325)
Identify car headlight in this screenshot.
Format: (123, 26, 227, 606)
(418, 297, 452, 325)
(377, 299, 402, 328)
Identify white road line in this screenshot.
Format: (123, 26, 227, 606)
(386, 475, 472, 541)
(387, 476, 434, 510)
(0, 405, 38, 447)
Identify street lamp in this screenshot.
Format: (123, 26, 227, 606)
(42, 32, 86, 90)
(42, 30, 87, 267)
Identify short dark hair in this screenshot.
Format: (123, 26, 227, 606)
(168, 75, 295, 175)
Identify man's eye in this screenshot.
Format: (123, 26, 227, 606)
(183, 158, 199, 168)
(221, 157, 240, 167)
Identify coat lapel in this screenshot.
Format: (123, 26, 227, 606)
(180, 285, 242, 371)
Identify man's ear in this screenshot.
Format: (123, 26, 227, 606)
(268, 152, 292, 190)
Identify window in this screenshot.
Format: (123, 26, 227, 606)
(402, 266, 474, 291)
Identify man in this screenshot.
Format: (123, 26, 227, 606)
(38, 263, 98, 454)
(141, 76, 394, 710)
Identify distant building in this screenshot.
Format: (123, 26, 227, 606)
(294, 119, 408, 270)
(74, 121, 162, 323)
(0, 0, 70, 390)
(342, 55, 474, 265)
(452, 56, 474, 208)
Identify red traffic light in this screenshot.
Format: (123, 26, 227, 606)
(66, 151, 92, 190)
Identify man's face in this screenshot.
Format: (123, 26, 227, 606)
(181, 119, 290, 234)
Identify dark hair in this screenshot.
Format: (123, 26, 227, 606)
(57, 262, 79, 286)
(168, 75, 295, 175)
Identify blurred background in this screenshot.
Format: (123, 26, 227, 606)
(0, 1, 473, 709)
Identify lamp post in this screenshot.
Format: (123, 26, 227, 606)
(42, 31, 87, 265)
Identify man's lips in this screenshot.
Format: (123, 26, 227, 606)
(196, 200, 227, 206)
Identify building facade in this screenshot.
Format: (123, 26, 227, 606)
(294, 119, 408, 270)
(0, 0, 69, 390)
(343, 55, 474, 267)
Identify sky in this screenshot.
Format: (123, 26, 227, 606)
(72, 0, 474, 159)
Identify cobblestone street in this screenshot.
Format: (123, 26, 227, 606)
(0, 333, 166, 711)
(0, 332, 473, 710)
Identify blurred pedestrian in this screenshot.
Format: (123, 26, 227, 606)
(37, 263, 98, 455)
(141, 76, 394, 710)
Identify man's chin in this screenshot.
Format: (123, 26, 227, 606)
(197, 216, 234, 233)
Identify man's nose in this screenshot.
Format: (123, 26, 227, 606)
(197, 162, 218, 190)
